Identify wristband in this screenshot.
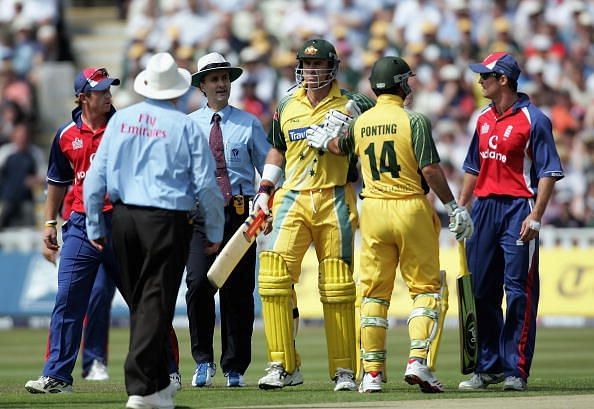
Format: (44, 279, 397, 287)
(44, 220, 58, 227)
(258, 183, 275, 195)
(261, 164, 283, 186)
(528, 220, 541, 231)
(444, 200, 458, 215)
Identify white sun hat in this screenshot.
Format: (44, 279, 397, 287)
(133, 52, 191, 100)
(191, 52, 243, 87)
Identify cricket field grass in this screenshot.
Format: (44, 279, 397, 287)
(1, 326, 593, 408)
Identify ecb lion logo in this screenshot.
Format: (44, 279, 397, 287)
(304, 45, 318, 56)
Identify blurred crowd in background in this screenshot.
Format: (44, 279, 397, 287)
(1, 0, 594, 230)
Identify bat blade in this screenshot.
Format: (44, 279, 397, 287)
(206, 195, 273, 289)
(207, 225, 254, 288)
(457, 241, 478, 374)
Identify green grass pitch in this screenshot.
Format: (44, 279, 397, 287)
(1, 326, 593, 408)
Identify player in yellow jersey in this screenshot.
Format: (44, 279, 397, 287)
(252, 39, 374, 391)
(307, 56, 473, 393)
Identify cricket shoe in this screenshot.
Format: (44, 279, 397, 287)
(84, 359, 109, 381)
(192, 362, 215, 387)
(334, 368, 356, 391)
(126, 382, 177, 409)
(258, 362, 303, 390)
(225, 371, 246, 387)
(503, 376, 527, 391)
(169, 372, 182, 392)
(404, 359, 444, 393)
(25, 376, 73, 394)
(458, 372, 504, 391)
(358, 371, 382, 393)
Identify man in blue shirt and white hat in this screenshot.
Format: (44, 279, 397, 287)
(84, 52, 224, 409)
(185, 52, 270, 388)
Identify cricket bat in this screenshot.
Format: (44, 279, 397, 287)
(206, 195, 273, 288)
(457, 241, 478, 374)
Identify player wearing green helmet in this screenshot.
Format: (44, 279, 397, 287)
(310, 55, 469, 393)
(252, 38, 374, 392)
(295, 39, 340, 90)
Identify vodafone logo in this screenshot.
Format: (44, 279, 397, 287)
(488, 135, 498, 149)
(481, 134, 507, 163)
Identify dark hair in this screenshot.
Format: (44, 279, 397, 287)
(508, 78, 518, 92)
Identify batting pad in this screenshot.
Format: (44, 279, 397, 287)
(319, 258, 357, 379)
(360, 297, 389, 377)
(258, 251, 297, 373)
(407, 270, 448, 371)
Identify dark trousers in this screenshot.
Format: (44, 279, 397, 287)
(186, 197, 256, 375)
(112, 203, 192, 396)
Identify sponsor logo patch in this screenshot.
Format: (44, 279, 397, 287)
(72, 137, 83, 150)
(288, 126, 309, 142)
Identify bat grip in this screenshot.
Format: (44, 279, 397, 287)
(458, 241, 469, 277)
(243, 194, 274, 239)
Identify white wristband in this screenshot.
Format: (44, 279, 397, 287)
(444, 200, 458, 215)
(261, 164, 283, 186)
(528, 220, 541, 231)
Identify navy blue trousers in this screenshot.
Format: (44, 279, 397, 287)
(43, 212, 117, 384)
(466, 196, 540, 380)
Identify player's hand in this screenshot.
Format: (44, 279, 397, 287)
(306, 124, 333, 150)
(205, 241, 221, 255)
(43, 226, 60, 252)
(42, 246, 58, 265)
(323, 109, 354, 139)
(345, 99, 361, 118)
(448, 207, 474, 241)
(519, 215, 541, 242)
(89, 237, 106, 252)
(252, 192, 271, 216)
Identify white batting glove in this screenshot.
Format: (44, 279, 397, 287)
(323, 109, 353, 138)
(251, 192, 271, 215)
(445, 201, 474, 241)
(345, 99, 361, 118)
(306, 124, 334, 150)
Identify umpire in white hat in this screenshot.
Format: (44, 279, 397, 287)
(84, 52, 224, 409)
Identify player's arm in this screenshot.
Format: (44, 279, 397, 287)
(327, 120, 355, 156)
(43, 130, 73, 262)
(42, 183, 68, 264)
(519, 176, 555, 242)
(253, 147, 285, 217)
(458, 173, 478, 208)
(411, 111, 473, 240)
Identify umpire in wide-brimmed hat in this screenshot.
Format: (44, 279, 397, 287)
(84, 52, 224, 409)
(191, 52, 243, 87)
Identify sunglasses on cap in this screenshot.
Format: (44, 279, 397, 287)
(479, 72, 502, 80)
(81, 68, 109, 93)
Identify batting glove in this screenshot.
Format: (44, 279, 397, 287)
(445, 201, 474, 241)
(323, 109, 353, 139)
(306, 124, 334, 150)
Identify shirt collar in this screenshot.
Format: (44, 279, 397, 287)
(71, 105, 116, 130)
(294, 80, 341, 104)
(489, 92, 530, 116)
(377, 94, 404, 107)
(204, 104, 231, 123)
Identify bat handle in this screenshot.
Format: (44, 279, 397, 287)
(458, 240, 469, 277)
(243, 194, 274, 239)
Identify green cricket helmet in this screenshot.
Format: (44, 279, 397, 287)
(295, 39, 340, 90)
(369, 56, 415, 95)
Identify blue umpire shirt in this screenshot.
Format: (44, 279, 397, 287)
(84, 98, 224, 242)
(188, 104, 270, 195)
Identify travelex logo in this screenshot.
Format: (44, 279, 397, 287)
(480, 134, 507, 163)
(288, 126, 309, 142)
